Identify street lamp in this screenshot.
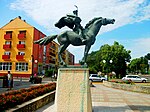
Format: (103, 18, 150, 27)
(31, 55, 38, 75)
(102, 59, 113, 81)
(31, 55, 34, 75)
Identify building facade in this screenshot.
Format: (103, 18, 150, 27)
(0, 17, 45, 77)
(0, 16, 74, 77)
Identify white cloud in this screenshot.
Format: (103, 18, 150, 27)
(129, 38, 150, 59)
(10, 0, 150, 33)
(95, 37, 150, 60)
(9, 0, 150, 62)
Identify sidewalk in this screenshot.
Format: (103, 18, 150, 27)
(36, 83, 150, 112)
(92, 83, 150, 112)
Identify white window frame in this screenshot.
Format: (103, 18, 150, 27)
(19, 41, 25, 44)
(4, 51, 10, 55)
(0, 62, 12, 71)
(5, 41, 11, 45)
(15, 62, 28, 71)
(18, 52, 25, 55)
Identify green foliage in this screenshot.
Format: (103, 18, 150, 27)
(145, 53, 150, 60)
(86, 41, 131, 78)
(45, 69, 54, 77)
(124, 80, 135, 85)
(86, 51, 99, 74)
(128, 57, 149, 74)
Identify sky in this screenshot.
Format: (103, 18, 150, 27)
(0, 0, 150, 63)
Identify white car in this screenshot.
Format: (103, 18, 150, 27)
(89, 74, 106, 82)
(122, 75, 147, 83)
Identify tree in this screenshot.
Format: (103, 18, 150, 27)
(129, 57, 149, 74)
(145, 53, 150, 60)
(144, 53, 150, 73)
(86, 41, 131, 78)
(86, 51, 99, 74)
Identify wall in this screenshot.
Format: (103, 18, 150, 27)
(103, 81, 150, 94)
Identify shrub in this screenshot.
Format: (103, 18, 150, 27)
(0, 82, 56, 111)
(124, 79, 135, 85)
(45, 69, 54, 77)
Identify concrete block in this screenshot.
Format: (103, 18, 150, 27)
(55, 68, 92, 112)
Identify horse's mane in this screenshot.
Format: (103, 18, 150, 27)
(85, 17, 102, 29)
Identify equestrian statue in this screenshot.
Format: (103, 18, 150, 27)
(34, 6, 115, 66)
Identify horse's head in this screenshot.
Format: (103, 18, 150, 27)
(101, 18, 115, 25)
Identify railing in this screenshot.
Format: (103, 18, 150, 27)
(4, 34, 12, 40)
(17, 44, 25, 49)
(2, 55, 10, 60)
(16, 55, 24, 60)
(18, 33, 26, 39)
(3, 44, 11, 50)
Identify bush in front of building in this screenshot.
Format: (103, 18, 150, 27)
(45, 69, 54, 77)
(0, 82, 56, 111)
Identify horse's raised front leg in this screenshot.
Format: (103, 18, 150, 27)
(82, 45, 91, 66)
(58, 43, 69, 66)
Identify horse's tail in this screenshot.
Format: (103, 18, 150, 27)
(34, 35, 57, 45)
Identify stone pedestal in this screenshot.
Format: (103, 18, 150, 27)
(55, 68, 92, 112)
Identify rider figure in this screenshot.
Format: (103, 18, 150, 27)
(55, 6, 87, 43)
(66, 9, 86, 43)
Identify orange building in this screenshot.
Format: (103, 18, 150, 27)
(0, 16, 45, 77)
(0, 16, 75, 77)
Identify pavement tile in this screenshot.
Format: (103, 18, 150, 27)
(6, 80, 149, 112)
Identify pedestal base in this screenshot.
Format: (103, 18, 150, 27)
(55, 68, 92, 112)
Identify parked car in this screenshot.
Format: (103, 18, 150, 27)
(89, 74, 106, 82)
(122, 75, 147, 83)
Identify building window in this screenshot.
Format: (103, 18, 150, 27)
(19, 30, 26, 34)
(15, 62, 28, 71)
(6, 31, 12, 35)
(5, 41, 11, 45)
(0, 62, 12, 70)
(19, 41, 25, 44)
(18, 52, 25, 55)
(4, 51, 10, 55)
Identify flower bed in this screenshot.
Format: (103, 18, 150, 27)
(0, 82, 56, 111)
(109, 79, 135, 85)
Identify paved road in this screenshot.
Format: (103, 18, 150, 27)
(0, 77, 53, 94)
(37, 82, 150, 112)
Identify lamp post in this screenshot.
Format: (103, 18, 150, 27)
(31, 55, 34, 75)
(102, 59, 113, 81)
(31, 55, 38, 75)
(148, 60, 150, 74)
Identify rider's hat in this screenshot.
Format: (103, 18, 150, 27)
(73, 10, 78, 16)
(73, 5, 78, 16)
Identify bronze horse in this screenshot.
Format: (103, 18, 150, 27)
(34, 17, 115, 66)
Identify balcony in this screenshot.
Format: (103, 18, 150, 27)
(49, 60, 55, 64)
(2, 55, 10, 60)
(4, 34, 12, 40)
(18, 33, 26, 40)
(3, 44, 11, 50)
(17, 44, 25, 49)
(16, 55, 24, 60)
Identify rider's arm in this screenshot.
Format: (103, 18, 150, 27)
(66, 14, 76, 18)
